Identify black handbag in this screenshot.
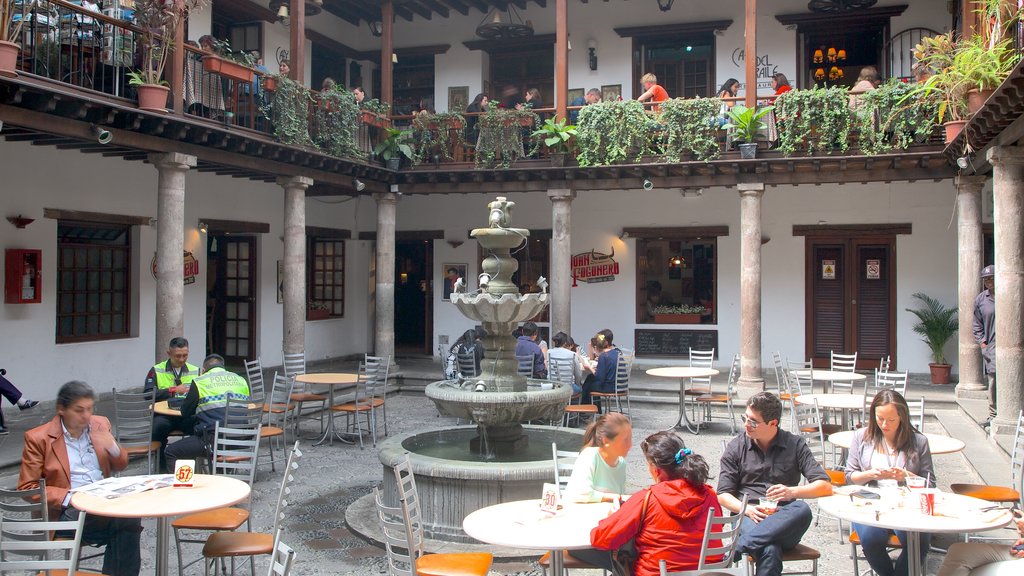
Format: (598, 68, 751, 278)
(610, 490, 651, 576)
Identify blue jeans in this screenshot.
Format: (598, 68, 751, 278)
(738, 500, 814, 576)
(852, 522, 930, 576)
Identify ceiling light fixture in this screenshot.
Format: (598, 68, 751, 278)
(475, 5, 533, 39)
(656, 0, 675, 11)
(353, 178, 366, 192)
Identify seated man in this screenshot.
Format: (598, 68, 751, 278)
(717, 392, 832, 576)
(19, 381, 142, 576)
(938, 511, 1024, 576)
(144, 336, 200, 472)
(514, 321, 547, 379)
(164, 354, 250, 470)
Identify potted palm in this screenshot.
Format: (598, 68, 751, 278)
(0, 0, 24, 77)
(905, 292, 958, 384)
(530, 117, 577, 166)
(130, 0, 208, 111)
(724, 104, 773, 159)
(373, 128, 414, 170)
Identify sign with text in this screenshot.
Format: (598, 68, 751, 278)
(151, 251, 201, 285)
(635, 329, 718, 357)
(731, 48, 781, 90)
(572, 248, 620, 285)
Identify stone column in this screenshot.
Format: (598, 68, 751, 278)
(986, 146, 1024, 433)
(955, 175, 987, 394)
(548, 189, 575, 336)
(374, 191, 399, 360)
(738, 183, 765, 390)
(149, 152, 196, 362)
(279, 176, 313, 356)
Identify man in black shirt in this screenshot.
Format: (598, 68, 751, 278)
(718, 392, 832, 576)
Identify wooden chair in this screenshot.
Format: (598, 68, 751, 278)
(173, 421, 261, 576)
(201, 441, 302, 576)
(659, 495, 748, 576)
(381, 455, 492, 576)
(695, 353, 739, 433)
(0, 515, 87, 574)
(951, 409, 1024, 509)
(112, 387, 160, 474)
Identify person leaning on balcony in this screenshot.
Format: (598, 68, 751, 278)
(570, 88, 601, 124)
(637, 72, 669, 112)
(144, 336, 200, 473)
(465, 92, 489, 142)
(849, 66, 880, 109)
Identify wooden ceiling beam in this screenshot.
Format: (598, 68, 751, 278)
(438, 0, 469, 15)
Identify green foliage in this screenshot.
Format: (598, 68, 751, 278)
(373, 128, 415, 163)
(905, 292, 958, 365)
(132, 0, 208, 85)
(314, 86, 362, 159)
(260, 76, 313, 147)
(411, 111, 466, 165)
(475, 107, 538, 168)
(657, 97, 722, 163)
(774, 86, 851, 156)
(530, 117, 577, 155)
(208, 38, 257, 68)
(953, 34, 1019, 92)
(653, 304, 706, 314)
(361, 98, 391, 116)
(723, 104, 774, 144)
(575, 100, 654, 166)
(127, 70, 168, 87)
(854, 79, 938, 156)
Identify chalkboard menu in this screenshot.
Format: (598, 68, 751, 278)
(634, 329, 718, 357)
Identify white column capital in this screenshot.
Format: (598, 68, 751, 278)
(737, 182, 765, 196)
(276, 175, 314, 190)
(954, 175, 987, 194)
(986, 146, 1024, 167)
(373, 191, 400, 205)
(148, 152, 196, 171)
(547, 188, 576, 202)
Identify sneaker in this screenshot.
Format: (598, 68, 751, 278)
(0, 427, 7, 435)
(18, 400, 38, 411)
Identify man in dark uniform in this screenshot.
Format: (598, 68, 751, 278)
(973, 265, 996, 427)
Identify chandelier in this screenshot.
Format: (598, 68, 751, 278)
(475, 5, 534, 39)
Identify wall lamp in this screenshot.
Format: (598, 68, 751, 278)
(353, 178, 366, 192)
(588, 40, 597, 71)
(618, 230, 630, 240)
(369, 20, 383, 37)
(91, 124, 112, 144)
(956, 155, 970, 170)
(198, 221, 209, 234)
(656, 0, 675, 11)
(642, 179, 654, 191)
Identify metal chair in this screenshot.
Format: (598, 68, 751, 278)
(365, 354, 392, 437)
(591, 352, 632, 415)
(831, 351, 858, 373)
(381, 455, 493, 576)
(951, 409, 1024, 508)
(259, 373, 293, 470)
(659, 495, 748, 576)
(332, 361, 387, 448)
(201, 441, 302, 576)
(266, 527, 296, 576)
(516, 354, 535, 378)
(906, 397, 925, 432)
(112, 387, 160, 474)
(550, 357, 596, 427)
(688, 348, 716, 396)
(457, 351, 479, 378)
(284, 351, 327, 437)
(784, 359, 812, 428)
(0, 479, 48, 523)
(244, 357, 265, 407)
(173, 421, 262, 576)
(0, 515, 87, 574)
(771, 351, 786, 396)
(695, 353, 739, 433)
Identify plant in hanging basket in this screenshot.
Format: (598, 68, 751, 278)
(130, 0, 210, 87)
(314, 85, 362, 159)
(476, 107, 537, 168)
(260, 76, 314, 147)
(410, 111, 466, 165)
(658, 97, 723, 163)
(575, 100, 654, 166)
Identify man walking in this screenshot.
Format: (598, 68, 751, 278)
(973, 265, 996, 427)
(144, 337, 200, 472)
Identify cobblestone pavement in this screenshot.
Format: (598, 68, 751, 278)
(0, 393, 996, 576)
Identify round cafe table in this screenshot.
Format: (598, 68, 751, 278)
(828, 430, 966, 454)
(463, 499, 614, 574)
(791, 369, 866, 394)
(819, 488, 1012, 576)
(646, 366, 720, 434)
(72, 474, 250, 576)
(292, 372, 360, 446)
(794, 393, 865, 431)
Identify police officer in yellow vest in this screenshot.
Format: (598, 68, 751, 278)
(144, 337, 200, 472)
(163, 354, 249, 471)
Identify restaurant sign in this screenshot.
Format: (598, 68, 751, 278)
(572, 247, 620, 285)
(151, 251, 201, 285)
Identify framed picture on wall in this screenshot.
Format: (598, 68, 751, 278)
(567, 88, 584, 104)
(448, 86, 469, 112)
(441, 263, 468, 301)
(601, 84, 621, 102)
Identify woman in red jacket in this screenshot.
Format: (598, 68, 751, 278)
(589, 432, 722, 576)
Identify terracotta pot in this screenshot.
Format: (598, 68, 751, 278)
(136, 84, 170, 113)
(263, 76, 277, 92)
(360, 110, 388, 128)
(967, 89, 994, 115)
(943, 120, 967, 144)
(203, 56, 255, 83)
(307, 308, 330, 321)
(928, 363, 952, 384)
(0, 40, 20, 78)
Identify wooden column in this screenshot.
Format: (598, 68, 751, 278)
(744, 0, 757, 108)
(169, 25, 184, 114)
(382, 0, 394, 108)
(289, 0, 305, 83)
(555, 0, 568, 121)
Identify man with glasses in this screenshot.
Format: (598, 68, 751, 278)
(144, 337, 200, 472)
(717, 392, 832, 576)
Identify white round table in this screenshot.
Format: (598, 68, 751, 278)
(463, 499, 613, 574)
(828, 430, 966, 454)
(72, 474, 250, 576)
(819, 488, 1012, 576)
(795, 393, 865, 430)
(792, 369, 867, 394)
(646, 366, 720, 434)
(293, 372, 360, 445)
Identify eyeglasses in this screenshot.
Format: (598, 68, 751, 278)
(741, 415, 763, 429)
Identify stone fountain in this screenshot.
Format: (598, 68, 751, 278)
(373, 196, 580, 542)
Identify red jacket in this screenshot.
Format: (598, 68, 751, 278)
(590, 480, 722, 576)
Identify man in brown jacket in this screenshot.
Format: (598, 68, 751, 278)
(18, 381, 142, 576)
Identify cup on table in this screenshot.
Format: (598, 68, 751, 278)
(919, 488, 937, 515)
(759, 498, 778, 514)
(906, 476, 926, 490)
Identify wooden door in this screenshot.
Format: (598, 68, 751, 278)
(207, 235, 257, 367)
(806, 237, 895, 369)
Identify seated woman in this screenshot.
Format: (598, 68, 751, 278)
(581, 329, 620, 407)
(547, 331, 593, 394)
(587, 431, 722, 576)
(845, 390, 934, 576)
(444, 328, 484, 379)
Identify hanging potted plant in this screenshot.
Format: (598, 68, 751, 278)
(373, 127, 414, 170)
(0, 0, 25, 77)
(658, 97, 723, 163)
(724, 104, 773, 159)
(530, 117, 577, 166)
(905, 292, 958, 384)
(202, 38, 256, 83)
(360, 98, 391, 128)
(130, 0, 209, 112)
(910, 33, 970, 143)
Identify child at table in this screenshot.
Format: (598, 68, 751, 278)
(564, 413, 631, 504)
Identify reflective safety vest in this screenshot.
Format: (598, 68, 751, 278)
(193, 367, 250, 428)
(151, 360, 200, 390)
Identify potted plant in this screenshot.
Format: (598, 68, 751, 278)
(0, 0, 25, 77)
(307, 301, 331, 321)
(905, 292, 958, 384)
(724, 105, 773, 159)
(773, 86, 851, 156)
(854, 79, 938, 156)
(130, 0, 209, 111)
(658, 97, 723, 163)
(360, 98, 391, 128)
(476, 107, 537, 168)
(373, 127, 414, 170)
(652, 304, 707, 325)
(202, 38, 256, 83)
(314, 85, 361, 158)
(530, 117, 577, 166)
(574, 100, 653, 166)
(411, 111, 466, 165)
(952, 34, 1019, 114)
(910, 33, 973, 142)
(260, 76, 314, 146)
